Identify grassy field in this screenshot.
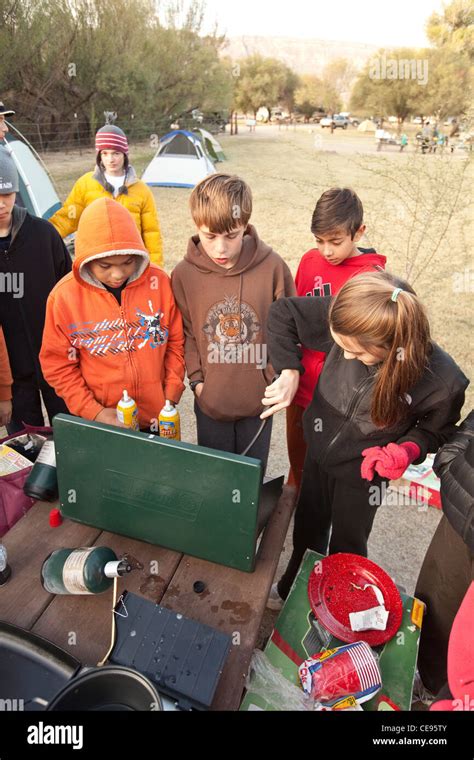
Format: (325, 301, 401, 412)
(44, 125, 473, 413)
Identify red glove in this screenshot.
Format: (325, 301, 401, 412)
(361, 442, 421, 481)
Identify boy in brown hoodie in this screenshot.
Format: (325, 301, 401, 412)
(171, 174, 295, 468)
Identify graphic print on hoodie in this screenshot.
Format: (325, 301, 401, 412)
(40, 198, 185, 428)
(293, 246, 387, 409)
(68, 299, 169, 357)
(171, 225, 296, 422)
(204, 294, 265, 369)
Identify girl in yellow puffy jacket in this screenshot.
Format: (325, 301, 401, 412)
(49, 125, 164, 266)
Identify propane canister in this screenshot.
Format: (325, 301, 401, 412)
(41, 547, 131, 595)
(23, 438, 58, 502)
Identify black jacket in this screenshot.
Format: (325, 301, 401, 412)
(0, 206, 71, 381)
(268, 296, 469, 488)
(433, 411, 474, 553)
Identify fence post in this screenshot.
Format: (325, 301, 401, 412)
(36, 124, 45, 153)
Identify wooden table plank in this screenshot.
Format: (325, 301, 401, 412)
(32, 528, 182, 664)
(1, 485, 296, 711)
(160, 485, 296, 710)
(0, 502, 102, 629)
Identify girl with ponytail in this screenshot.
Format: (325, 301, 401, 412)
(263, 271, 469, 608)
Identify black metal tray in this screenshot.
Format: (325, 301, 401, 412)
(110, 591, 231, 710)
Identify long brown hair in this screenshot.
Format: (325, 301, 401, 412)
(329, 271, 432, 428)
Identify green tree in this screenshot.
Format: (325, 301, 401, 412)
(0, 0, 233, 146)
(426, 0, 474, 61)
(350, 48, 431, 125)
(424, 0, 473, 125)
(323, 57, 357, 107)
(418, 48, 472, 121)
(294, 74, 340, 117)
(233, 55, 298, 117)
(295, 75, 322, 118)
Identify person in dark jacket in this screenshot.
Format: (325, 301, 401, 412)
(0, 149, 71, 432)
(415, 411, 474, 695)
(262, 270, 469, 608)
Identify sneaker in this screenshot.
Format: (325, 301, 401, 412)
(267, 582, 284, 611)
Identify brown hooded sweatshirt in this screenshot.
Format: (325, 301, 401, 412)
(171, 224, 296, 421)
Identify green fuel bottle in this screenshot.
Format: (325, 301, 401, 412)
(41, 547, 132, 595)
(23, 439, 58, 501)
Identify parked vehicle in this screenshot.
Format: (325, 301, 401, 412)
(340, 112, 361, 127)
(320, 114, 349, 129)
(271, 107, 289, 120)
(333, 115, 349, 129)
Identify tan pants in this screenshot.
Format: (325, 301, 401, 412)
(415, 515, 474, 694)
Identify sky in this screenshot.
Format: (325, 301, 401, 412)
(201, 0, 445, 48)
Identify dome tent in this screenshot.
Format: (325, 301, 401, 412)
(141, 130, 216, 189)
(2, 125, 61, 219)
(193, 128, 226, 162)
(357, 119, 376, 133)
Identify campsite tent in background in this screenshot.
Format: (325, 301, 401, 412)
(357, 119, 376, 133)
(142, 130, 216, 188)
(3, 126, 61, 219)
(193, 128, 226, 162)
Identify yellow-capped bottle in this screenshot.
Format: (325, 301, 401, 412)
(116, 389, 139, 430)
(159, 400, 180, 440)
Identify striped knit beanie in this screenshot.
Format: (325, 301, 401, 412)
(95, 125, 129, 154)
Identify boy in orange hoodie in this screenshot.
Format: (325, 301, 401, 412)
(40, 197, 185, 430)
(0, 329, 13, 427)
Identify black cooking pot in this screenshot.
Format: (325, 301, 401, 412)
(46, 666, 162, 711)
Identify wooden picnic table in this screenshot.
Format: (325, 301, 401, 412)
(0, 485, 295, 711)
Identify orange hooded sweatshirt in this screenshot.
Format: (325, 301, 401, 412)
(0, 328, 13, 402)
(40, 198, 185, 428)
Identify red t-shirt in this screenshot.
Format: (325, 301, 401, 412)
(293, 247, 387, 408)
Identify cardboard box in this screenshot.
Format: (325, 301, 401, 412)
(240, 551, 423, 712)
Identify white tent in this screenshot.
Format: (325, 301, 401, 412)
(3, 126, 61, 219)
(357, 119, 376, 133)
(142, 130, 216, 188)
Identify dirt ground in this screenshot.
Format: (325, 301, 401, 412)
(38, 128, 472, 646)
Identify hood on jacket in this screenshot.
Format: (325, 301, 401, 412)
(10, 205, 28, 244)
(73, 197, 149, 289)
(184, 224, 274, 276)
(92, 163, 139, 196)
(345, 247, 386, 268)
